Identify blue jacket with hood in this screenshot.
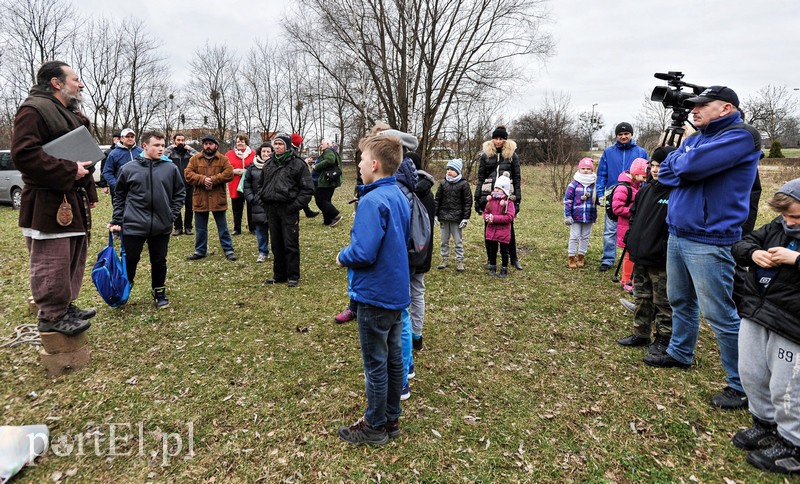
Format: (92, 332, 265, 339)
(596, 139, 648, 197)
(338, 176, 411, 310)
(103, 142, 144, 190)
(658, 111, 760, 246)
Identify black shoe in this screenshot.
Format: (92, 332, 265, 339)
(328, 215, 343, 227)
(152, 287, 170, 309)
(187, 253, 206, 261)
(38, 311, 91, 336)
(711, 386, 748, 410)
(265, 277, 287, 284)
(384, 419, 401, 439)
(512, 260, 523, 271)
(184, 228, 193, 235)
(747, 436, 800, 474)
(617, 334, 651, 347)
(172, 228, 183, 236)
(225, 252, 238, 261)
(646, 334, 670, 356)
(487, 264, 496, 276)
(498, 267, 508, 278)
(67, 302, 96, 320)
(287, 279, 299, 287)
(413, 336, 423, 351)
(733, 416, 779, 451)
(643, 353, 691, 369)
(231, 230, 242, 236)
(338, 418, 389, 446)
(599, 264, 611, 272)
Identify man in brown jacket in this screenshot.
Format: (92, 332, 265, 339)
(12, 61, 98, 335)
(184, 135, 237, 261)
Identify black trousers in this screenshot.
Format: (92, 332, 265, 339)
(314, 186, 340, 225)
(174, 184, 193, 230)
(486, 241, 509, 267)
(124, 233, 170, 289)
(231, 196, 252, 232)
(484, 221, 517, 263)
(267, 206, 301, 282)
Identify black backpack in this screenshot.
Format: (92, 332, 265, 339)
(604, 181, 632, 222)
(400, 185, 432, 267)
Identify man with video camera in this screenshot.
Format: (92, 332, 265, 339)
(645, 85, 761, 411)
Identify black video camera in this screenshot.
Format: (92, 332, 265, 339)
(650, 71, 707, 145)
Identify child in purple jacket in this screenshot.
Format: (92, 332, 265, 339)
(563, 157, 598, 269)
(484, 174, 516, 278)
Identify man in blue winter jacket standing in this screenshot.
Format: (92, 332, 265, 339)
(596, 122, 648, 271)
(644, 86, 761, 411)
(103, 128, 143, 195)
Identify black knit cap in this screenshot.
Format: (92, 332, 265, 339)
(651, 145, 677, 164)
(615, 122, 634, 136)
(491, 126, 508, 140)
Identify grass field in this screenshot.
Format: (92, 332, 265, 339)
(1, 164, 797, 482)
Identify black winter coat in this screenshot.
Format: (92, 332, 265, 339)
(474, 139, 522, 212)
(243, 161, 267, 225)
(732, 217, 800, 345)
(435, 178, 472, 222)
(414, 170, 436, 274)
(111, 157, 185, 237)
(626, 181, 671, 267)
(258, 153, 314, 213)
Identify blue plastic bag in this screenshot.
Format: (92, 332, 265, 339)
(91, 231, 131, 307)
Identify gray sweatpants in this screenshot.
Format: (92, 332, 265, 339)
(439, 221, 464, 261)
(409, 272, 425, 336)
(739, 317, 800, 445)
(568, 222, 593, 256)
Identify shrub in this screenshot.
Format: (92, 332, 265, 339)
(769, 140, 785, 158)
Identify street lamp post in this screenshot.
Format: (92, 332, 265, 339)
(589, 103, 598, 150)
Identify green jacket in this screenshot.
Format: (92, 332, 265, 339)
(314, 148, 342, 188)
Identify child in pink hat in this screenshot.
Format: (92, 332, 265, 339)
(563, 157, 598, 268)
(612, 157, 648, 291)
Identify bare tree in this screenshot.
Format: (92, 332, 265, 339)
(285, 0, 553, 165)
(240, 40, 281, 143)
(742, 85, 798, 147)
(577, 110, 604, 151)
(186, 43, 239, 147)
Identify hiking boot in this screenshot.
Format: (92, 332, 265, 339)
(576, 254, 586, 268)
(643, 353, 691, 369)
(647, 334, 670, 356)
(617, 334, 650, 347)
(384, 419, 401, 439)
(187, 253, 206, 261)
(225, 252, 238, 261)
(401, 383, 411, 401)
(456, 262, 465, 272)
(67, 302, 96, 320)
(152, 287, 170, 309)
(329, 215, 343, 227)
(256, 253, 267, 263)
(619, 298, 636, 313)
(747, 436, 800, 474)
(412, 335, 423, 351)
(487, 264, 497, 276)
(568, 256, 577, 269)
(184, 228, 193, 235)
(408, 362, 415, 379)
(733, 416, 779, 451)
(287, 279, 299, 288)
(338, 418, 389, 446)
(38, 311, 91, 336)
(335, 308, 356, 324)
(172, 228, 183, 236)
(512, 259, 523, 270)
(711, 386, 748, 410)
(437, 259, 449, 270)
(498, 266, 508, 278)
(599, 264, 611, 272)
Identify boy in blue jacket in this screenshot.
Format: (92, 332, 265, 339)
(336, 135, 411, 446)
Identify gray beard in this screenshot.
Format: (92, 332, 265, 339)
(60, 86, 84, 110)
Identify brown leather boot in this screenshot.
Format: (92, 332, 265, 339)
(568, 256, 577, 269)
(576, 254, 585, 268)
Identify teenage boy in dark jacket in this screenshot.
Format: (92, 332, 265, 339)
(616, 146, 675, 354)
(108, 131, 185, 308)
(730, 178, 800, 474)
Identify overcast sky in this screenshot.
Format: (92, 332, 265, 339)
(78, 0, 799, 139)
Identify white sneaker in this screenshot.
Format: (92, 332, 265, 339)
(256, 254, 266, 263)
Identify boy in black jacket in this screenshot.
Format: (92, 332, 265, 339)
(617, 146, 675, 355)
(729, 178, 800, 474)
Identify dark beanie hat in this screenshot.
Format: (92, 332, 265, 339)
(273, 132, 293, 149)
(407, 152, 422, 170)
(615, 122, 634, 136)
(491, 125, 508, 140)
(651, 145, 677, 163)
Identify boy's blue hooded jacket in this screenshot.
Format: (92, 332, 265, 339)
(596, 139, 647, 196)
(658, 111, 760, 246)
(338, 176, 411, 310)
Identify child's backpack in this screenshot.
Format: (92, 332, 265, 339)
(604, 181, 632, 222)
(91, 231, 131, 307)
(400, 185, 432, 268)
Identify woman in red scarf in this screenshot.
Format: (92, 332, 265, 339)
(226, 133, 255, 234)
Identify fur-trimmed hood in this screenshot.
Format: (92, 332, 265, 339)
(482, 139, 517, 159)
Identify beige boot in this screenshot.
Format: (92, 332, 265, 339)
(576, 254, 585, 268)
(568, 256, 577, 269)
(437, 258, 449, 270)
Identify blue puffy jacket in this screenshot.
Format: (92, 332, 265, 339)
(338, 176, 411, 310)
(596, 139, 647, 196)
(103, 142, 143, 190)
(658, 112, 760, 245)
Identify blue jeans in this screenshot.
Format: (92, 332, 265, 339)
(254, 223, 270, 256)
(601, 213, 617, 267)
(194, 211, 234, 255)
(357, 302, 403, 428)
(401, 308, 413, 387)
(665, 235, 742, 391)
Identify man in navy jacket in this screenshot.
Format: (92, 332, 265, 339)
(645, 86, 761, 411)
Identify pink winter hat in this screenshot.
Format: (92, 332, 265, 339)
(578, 157, 594, 170)
(630, 158, 648, 176)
